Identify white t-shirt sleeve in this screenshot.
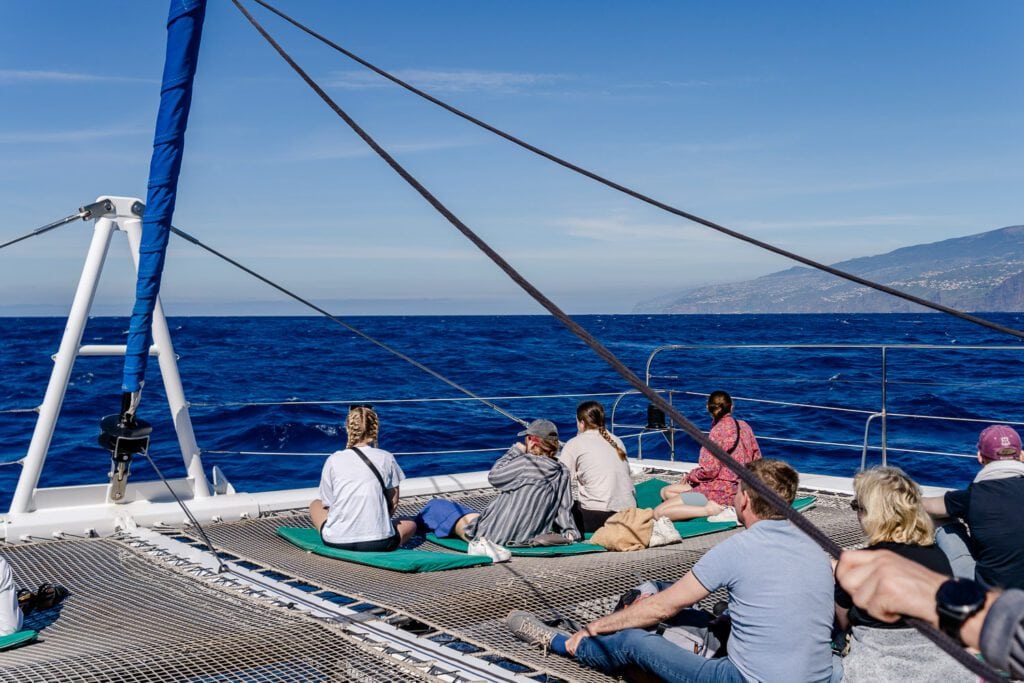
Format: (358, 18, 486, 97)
(317, 457, 335, 506)
(384, 454, 404, 489)
(0, 557, 23, 636)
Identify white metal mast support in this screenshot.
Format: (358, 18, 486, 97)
(121, 207, 210, 500)
(9, 196, 210, 515)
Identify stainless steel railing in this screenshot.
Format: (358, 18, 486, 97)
(639, 343, 1024, 469)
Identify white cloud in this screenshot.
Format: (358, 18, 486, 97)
(324, 68, 567, 93)
(0, 126, 150, 144)
(216, 243, 482, 262)
(664, 132, 797, 155)
(286, 137, 479, 162)
(0, 69, 155, 85)
(552, 215, 724, 244)
(738, 215, 959, 232)
(617, 75, 768, 91)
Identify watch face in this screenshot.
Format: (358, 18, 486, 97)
(937, 578, 986, 614)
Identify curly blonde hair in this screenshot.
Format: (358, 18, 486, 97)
(346, 405, 379, 449)
(854, 466, 934, 546)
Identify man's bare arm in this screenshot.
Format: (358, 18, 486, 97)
(922, 495, 948, 518)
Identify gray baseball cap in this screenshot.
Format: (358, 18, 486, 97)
(517, 419, 558, 440)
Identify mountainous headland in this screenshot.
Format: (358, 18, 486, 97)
(635, 225, 1024, 314)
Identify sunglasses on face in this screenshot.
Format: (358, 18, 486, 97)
(850, 499, 862, 513)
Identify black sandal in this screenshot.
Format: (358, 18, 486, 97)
(16, 589, 35, 616)
(33, 583, 68, 611)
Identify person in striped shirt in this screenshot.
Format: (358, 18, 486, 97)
(414, 419, 580, 560)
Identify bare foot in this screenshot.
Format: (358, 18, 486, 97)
(704, 501, 724, 517)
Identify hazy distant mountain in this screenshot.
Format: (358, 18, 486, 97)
(635, 225, 1024, 314)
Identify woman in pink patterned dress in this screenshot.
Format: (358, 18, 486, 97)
(654, 390, 761, 522)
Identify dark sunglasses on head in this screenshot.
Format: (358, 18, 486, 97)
(850, 499, 862, 513)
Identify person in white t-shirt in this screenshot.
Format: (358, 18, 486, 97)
(559, 401, 635, 533)
(309, 405, 417, 551)
(0, 557, 23, 636)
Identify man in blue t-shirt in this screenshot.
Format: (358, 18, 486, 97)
(924, 424, 1024, 590)
(507, 459, 836, 683)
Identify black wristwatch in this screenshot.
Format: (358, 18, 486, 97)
(935, 577, 986, 643)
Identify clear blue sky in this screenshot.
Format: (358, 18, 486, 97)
(1, 1, 1021, 315)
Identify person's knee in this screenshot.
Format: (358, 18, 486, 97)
(577, 629, 651, 669)
(680, 492, 708, 506)
(396, 520, 417, 543)
(453, 512, 479, 538)
(309, 499, 327, 527)
(617, 628, 662, 654)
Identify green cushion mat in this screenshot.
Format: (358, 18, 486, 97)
(0, 630, 37, 651)
(277, 527, 492, 572)
(633, 478, 818, 539)
(634, 477, 677, 509)
(425, 534, 606, 556)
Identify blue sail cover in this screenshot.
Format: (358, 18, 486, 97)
(122, 0, 207, 393)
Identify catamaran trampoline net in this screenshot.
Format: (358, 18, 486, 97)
(174, 474, 865, 683)
(0, 538, 434, 682)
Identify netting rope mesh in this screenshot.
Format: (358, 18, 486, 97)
(0, 537, 436, 682)
(177, 473, 866, 683)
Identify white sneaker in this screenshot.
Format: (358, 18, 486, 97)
(649, 516, 682, 547)
(468, 537, 512, 563)
(707, 506, 738, 524)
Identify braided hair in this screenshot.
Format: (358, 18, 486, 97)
(346, 405, 379, 448)
(576, 400, 626, 461)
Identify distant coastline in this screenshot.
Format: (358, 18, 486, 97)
(636, 225, 1024, 314)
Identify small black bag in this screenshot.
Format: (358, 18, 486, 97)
(506, 532, 572, 548)
(614, 581, 728, 658)
(529, 532, 572, 547)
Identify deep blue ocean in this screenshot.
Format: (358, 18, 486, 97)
(3, 313, 1024, 509)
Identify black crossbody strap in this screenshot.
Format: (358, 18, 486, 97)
(350, 446, 390, 509)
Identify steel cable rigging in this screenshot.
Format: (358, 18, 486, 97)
(231, 2, 1003, 678)
(249, 0, 1024, 343)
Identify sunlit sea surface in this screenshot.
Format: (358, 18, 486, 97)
(3, 313, 1024, 509)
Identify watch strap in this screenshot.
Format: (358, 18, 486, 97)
(936, 578, 986, 643)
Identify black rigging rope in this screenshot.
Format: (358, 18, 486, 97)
(169, 226, 528, 427)
(0, 214, 79, 250)
(0, 206, 96, 252)
(0, 200, 113, 251)
(231, 2, 1003, 679)
(250, 0, 1024, 344)
(139, 447, 229, 574)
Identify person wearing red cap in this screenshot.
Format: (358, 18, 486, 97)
(923, 424, 1024, 590)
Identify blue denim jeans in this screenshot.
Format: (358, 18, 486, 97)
(574, 629, 745, 683)
(935, 522, 977, 580)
